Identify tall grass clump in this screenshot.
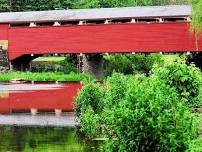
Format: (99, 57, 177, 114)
(0, 72, 93, 82)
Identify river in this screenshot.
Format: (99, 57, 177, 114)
(0, 82, 96, 151)
(0, 126, 94, 152)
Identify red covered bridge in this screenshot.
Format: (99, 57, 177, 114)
(0, 5, 201, 63)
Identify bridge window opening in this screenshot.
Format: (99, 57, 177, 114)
(37, 109, 55, 113)
(111, 19, 131, 24)
(61, 21, 80, 25)
(136, 18, 159, 23)
(163, 17, 188, 22)
(36, 22, 55, 26)
(85, 20, 105, 25)
(10, 23, 30, 27)
(11, 109, 31, 114)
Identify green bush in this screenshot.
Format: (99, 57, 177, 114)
(104, 53, 163, 76)
(75, 82, 105, 117)
(105, 73, 129, 106)
(153, 61, 202, 107)
(186, 139, 202, 152)
(59, 55, 77, 74)
(79, 106, 100, 138)
(102, 77, 199, 152)
(76, 62, 201, 151)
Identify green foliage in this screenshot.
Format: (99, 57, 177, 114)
(153, 61, 202, 107)
(102, 77, 198, 151)
(104, 53, 163, 76)
(0, 72, 92, 82)
(79, 107, 100, 138)
(0, 0, 189, 12)
(31, 55, 77, 73)
(105, 73, 129, 106)
(131, 54, 163, 74)
(0, 126, 87, 152)
(75, 82, 104, 116)
(76, 64, 200, 151)
(186, 139, 202, 152)
(73, 0, 188, 8)
(59, 61, 77, 74)
(190, 0, 202, 36)
(0, 0, 10, 12)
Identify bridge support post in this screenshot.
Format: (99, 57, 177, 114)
(82, 53, 104, 80)
(0, 46, 9, 73)
(31, 108, 38, 115)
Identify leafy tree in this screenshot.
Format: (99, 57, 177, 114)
(11, 0, 27, 11)
(0, 0, 189, 12)
(0, 0, 10, 12)
(190, 0, 202, 38)
(73, 0, 100, 8)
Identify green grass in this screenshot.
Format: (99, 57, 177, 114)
(33, 57, 66, 62)
(0, 72, 93, 82)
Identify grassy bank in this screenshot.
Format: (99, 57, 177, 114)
(0, 72, 92, 82)
(33, 57, 66, 63)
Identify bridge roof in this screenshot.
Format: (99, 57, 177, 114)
(0, 5, 191, 23)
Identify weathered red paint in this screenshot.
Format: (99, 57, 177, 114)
(0, 82, 82, 113)
(0, 24, 8, 40)
(0, 22, 201, 60)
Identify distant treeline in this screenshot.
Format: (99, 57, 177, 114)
(0, 0, 188, 12)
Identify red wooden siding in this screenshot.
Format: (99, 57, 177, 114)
(0, 24, 8, 40)
(3, 22, 202, 60)
(198, 36, 202, 50)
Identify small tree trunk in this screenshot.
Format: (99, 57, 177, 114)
(82, 54, 103, 80)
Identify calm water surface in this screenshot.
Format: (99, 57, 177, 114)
(0, 82, 82, 113)
(0, 83, 96, 151)
(0, 126, 95, 152)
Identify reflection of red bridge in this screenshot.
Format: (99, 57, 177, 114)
(0, 82, 82, 114)
(0, 5, 201, 65)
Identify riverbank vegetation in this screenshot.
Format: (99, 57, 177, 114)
(30, 55, 77, 74)
(76, 60, 202, 151)
(104, 53, 164, 76)
(0, 72, 92, 82)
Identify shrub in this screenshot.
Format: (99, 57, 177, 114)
(79, 107, 100, 138)
(102, 77, 199, 152)
(186, 139, 202, 152)
(153, 61, 202, 107)
(103, 53, 163, 76)
(76, 62, 201, 151)
(105, 73, 129, 106)
(75, 82, 105, 117)
(59, 58, 77, 74)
